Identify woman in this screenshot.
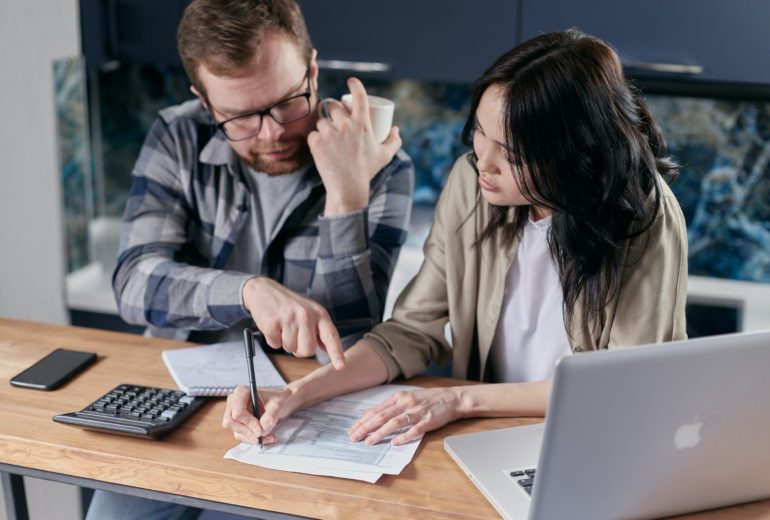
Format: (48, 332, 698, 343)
(223, 29, 688, 447)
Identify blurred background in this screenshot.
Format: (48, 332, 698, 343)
(2, 1, 770, 518)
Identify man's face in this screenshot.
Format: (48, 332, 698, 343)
(195, 32, 319, 175)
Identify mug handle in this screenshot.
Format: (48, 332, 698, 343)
(317, 98, 334, 121)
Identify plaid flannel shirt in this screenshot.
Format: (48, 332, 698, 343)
(113, 99, 414, 342)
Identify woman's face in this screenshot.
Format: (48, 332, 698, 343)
(473, 85, 551, 219)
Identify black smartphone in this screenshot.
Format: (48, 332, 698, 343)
(10, 348, 97, 390)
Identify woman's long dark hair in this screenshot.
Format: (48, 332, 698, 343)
(463, 29, 678, 331)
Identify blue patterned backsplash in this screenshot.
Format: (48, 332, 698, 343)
(55, 61, 770, 334)
(54, 57, 91, 272)
(646, 96, 770, 283)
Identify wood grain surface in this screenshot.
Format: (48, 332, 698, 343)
(0, 318, 767, 519)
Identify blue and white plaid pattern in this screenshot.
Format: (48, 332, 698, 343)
(113, 100, 414, 341)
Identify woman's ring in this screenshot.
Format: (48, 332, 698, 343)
(403, 413, 411, 425)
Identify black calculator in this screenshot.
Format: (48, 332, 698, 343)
(53, 384, 207, 438)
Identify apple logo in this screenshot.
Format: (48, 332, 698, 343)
(674, 418, 703, 450)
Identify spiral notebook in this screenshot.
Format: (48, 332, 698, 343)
(162, 341, 286, 396)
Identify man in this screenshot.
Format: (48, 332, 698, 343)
(90, 0, 412, 517)
(111, 0, 414, 369)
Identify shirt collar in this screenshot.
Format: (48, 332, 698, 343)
(199, 130, 239, 166)
(527, 212, 553, 231)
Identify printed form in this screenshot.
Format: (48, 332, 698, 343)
(225, 384, 423, 482)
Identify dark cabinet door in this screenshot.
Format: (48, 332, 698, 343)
(521, 0, 770, 85)
(81, 0, 520, 83)
(81, 0, 189, 69)
(297, 0, 520, 83)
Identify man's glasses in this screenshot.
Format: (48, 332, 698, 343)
(214, 67, 312, 142)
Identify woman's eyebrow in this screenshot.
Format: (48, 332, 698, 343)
(477, 118, 511, 151)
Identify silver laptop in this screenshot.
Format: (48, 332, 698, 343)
(444, 331, 770, 520)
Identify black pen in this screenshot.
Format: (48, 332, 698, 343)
(243, 328, 263, 452)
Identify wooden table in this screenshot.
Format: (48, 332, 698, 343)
(1, 318, 769, 519)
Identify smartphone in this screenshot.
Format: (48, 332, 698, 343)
(10, 348, 97, 390)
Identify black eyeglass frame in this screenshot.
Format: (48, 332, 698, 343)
(213, 67, 312, 142)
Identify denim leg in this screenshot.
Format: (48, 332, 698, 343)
(85, 489, 202, 520)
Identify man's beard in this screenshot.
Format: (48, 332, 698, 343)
(238, 137, 312, 175)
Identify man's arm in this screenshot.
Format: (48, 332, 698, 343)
(310, 151, 413, 341)
(236, 148, 412, 365)
(112, 115, 253, 332)
(304, 78, 414, 345)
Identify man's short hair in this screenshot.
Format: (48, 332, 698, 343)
(177, 0, 313, 96)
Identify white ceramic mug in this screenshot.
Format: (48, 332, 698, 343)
(342, 94, 394, 143)
(319, 94, 395, 143)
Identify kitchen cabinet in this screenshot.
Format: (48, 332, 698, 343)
(81, 0, 189, 69)
(296, 0, 519, 83)
(80, 0, 770, 86)
(81, 0, 520, 83)
(520, 0, 770, 85)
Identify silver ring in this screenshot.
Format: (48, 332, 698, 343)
(403, 413, 411, 425)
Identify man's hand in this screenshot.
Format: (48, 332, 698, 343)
(308, 77, 402, 216)
(242, 277, 345, 369)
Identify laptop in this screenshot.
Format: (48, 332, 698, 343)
(444, 331, 770, 520)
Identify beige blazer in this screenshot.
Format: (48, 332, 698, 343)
(365, 154, 689, 382)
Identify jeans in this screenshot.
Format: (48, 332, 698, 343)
(85, 490, 202, 520)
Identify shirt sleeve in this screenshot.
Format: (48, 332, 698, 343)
(362, 158, 466, 381)
(605, 185, 689, 348)
(112, 116, 252, 330)
(309, 149, 415, 347)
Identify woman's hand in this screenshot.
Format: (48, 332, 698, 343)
(222, 385, 303, 445)
(348, 387, 465, 446)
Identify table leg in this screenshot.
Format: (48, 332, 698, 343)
(80, 487, 94, 519)
(1, 472, 29, 520)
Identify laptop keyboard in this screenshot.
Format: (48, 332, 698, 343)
(508, 467, 537, 496)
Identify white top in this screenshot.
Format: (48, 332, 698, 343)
(489, 215, 572, 383)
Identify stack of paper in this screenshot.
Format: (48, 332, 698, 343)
(225, 384, 423, 483)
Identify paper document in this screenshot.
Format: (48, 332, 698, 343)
(162, 341, 286, 396)
(225, 384, 423, 483)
